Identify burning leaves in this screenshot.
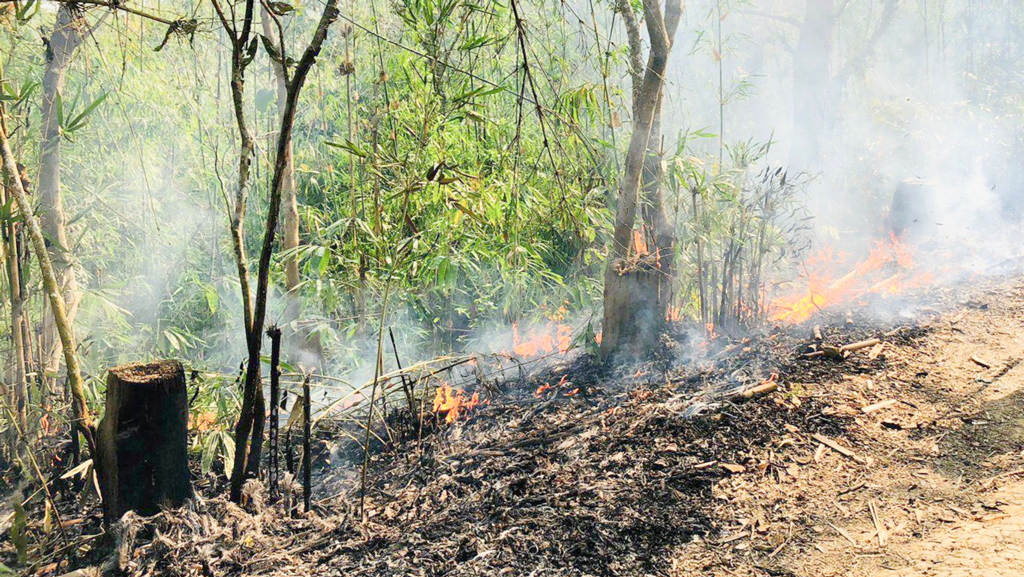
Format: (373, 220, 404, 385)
(432, 383, 481, 424)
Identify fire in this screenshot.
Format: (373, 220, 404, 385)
(432, 383, 480, 423)
(771, 234, 932, 324)
(632, 228, 648, 256)
(510, 322, 574, 358)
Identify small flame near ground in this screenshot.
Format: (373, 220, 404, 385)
(771, 234, 936, 324)
(432, 383, 481, 423)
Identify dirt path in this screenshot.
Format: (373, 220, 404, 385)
(874, 481, 1024, 577)
(670, 277, 1024, 577)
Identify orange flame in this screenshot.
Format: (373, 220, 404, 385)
(632, 228, 648, 255)
(771, 234, 932, 324)
(510, 322, 574, 358)
(432, 383, 480, 423)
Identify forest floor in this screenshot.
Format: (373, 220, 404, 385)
(672, 275, 1024, 577)
(9, 274, 1024, 577)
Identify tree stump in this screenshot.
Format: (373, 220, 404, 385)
(601, 256, 670, 358)
(95, 360, 191, 521)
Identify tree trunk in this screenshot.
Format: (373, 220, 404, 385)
(95, 360, 191, 521)
(228, 0, 339, 503)
(0, 113, 93, 455)
(261, 9, 324, 368)
(5, 212, 28, 435)
(790, 0, 834, 171)
(38, 5, 85, 395)
(600, 0, 681, 359)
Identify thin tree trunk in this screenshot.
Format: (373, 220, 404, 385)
(600, 0, 681, 358)
(38, 5, 85, 397)
(0, 117, 93, 454)
(5, 212, 28, 435)
(229, 0, 339, 502)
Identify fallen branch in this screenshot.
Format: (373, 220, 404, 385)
(841, 338, 881, 353)
(861, 399, 897, 414)
(868, 500, 887, 547)
(969, 355, 992, 369)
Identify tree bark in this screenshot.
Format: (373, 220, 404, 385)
(600, 0, 681, 359)
(5, 210, 28, 435)
(95, 360, 191, 521)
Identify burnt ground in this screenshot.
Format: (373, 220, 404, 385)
(7, 275, 1024, 576)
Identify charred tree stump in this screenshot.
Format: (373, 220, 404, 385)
(95, 360, 191, 521)
(602, 256, 670, 357)
(268, 326, 282, 503)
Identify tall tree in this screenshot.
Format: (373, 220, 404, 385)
(601, 0, 682, 358)
(219, 0, 340, 502)
(38, 4, 86, 394)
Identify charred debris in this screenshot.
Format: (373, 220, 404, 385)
(6, 280, 967, 576)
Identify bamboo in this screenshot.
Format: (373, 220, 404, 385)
(268, 326, 282, 502)
(0, 115, 92, 453)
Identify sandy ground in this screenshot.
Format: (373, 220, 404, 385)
(670, 276, 1024, 577)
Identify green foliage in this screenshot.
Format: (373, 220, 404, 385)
(10, 501, 26, 565)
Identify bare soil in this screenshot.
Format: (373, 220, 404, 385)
(671, 277, 1024, 577)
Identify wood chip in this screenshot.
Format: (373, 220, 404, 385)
(812, 434, 869, 465)
(720, 463, 746, 474)
(861, 399, 897, 414)
(868, 343, 885, 360)
(735, 380, 778, 400)
(970, 355, 993, 369)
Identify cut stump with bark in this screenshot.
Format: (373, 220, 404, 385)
(96, 360, 192, 521)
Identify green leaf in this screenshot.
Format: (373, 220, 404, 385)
(266, 1, 294, 15)
(65, 92, 108, 133)
(204, 283, 219, 314)
(318, 247, 331, 277)
(219, 432, 235, 474)
(200, 432, 217, 475)
(324, 139, 369, 158)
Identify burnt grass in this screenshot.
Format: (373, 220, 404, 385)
(300, 310, 932, 576)
(17, 301, 936, 577)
